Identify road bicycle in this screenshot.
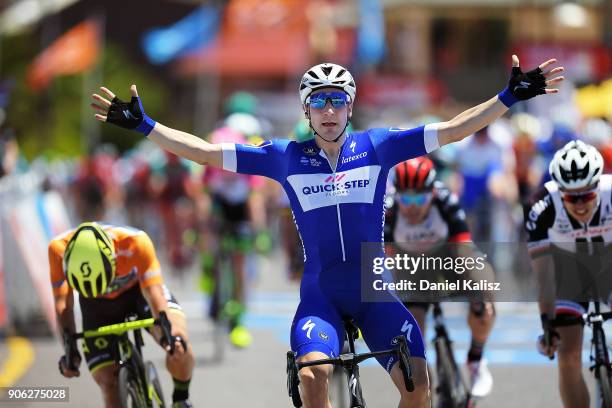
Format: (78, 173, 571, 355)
(552, 301, 612, 407)
(431, 303, 474, 408)
(64, 311, 182, 408)
(287, 318, 414, 407)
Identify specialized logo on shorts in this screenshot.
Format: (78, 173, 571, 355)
(401, 320, 413, 343)
(302, 319, 316, 339)
(287, 166, 381, 212)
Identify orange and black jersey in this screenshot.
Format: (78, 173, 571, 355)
(48, 224, 163, 299)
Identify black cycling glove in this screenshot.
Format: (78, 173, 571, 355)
(498, 66, 547, 108)
(59, 330, 82, 375)
(106, 96, 156, 136)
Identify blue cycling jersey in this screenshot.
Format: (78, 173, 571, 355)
(221, 124, 439, 370)
(221, 125, 439, 273)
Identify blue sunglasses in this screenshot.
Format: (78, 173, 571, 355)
(308, 91, 350, 109)
(397, 192, 432, 206)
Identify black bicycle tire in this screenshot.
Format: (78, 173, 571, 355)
(145, 361, 166, 408)
(119, 366, 145, 408)
(211, 255, 232, 361)
(435, 338, 468, 407)
(330, 368, 347, 407)
(598, 365, 612, 408)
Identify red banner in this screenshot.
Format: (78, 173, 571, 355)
(27, 20, 100, 90)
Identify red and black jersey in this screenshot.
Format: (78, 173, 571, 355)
(385, 181, 471, 253)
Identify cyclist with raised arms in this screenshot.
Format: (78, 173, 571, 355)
(49, 222, 195, 408)
(91, 55, 563, 407)
(385, 156, 495, 399)
(524, 140, 610, 408)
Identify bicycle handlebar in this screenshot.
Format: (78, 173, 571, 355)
(552, 311, 612, 327)
(66, 311, 185, 363)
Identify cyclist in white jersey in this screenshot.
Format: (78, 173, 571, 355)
(524, 140, 611, 407)
(92, 56, 564, 407)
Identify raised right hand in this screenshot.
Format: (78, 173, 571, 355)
(91, 84, 156, 135)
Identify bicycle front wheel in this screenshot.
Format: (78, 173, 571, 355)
(119, 366, 146, 408)
(434, 338, 469, 407)
(146, 361, 166, 408)
(597, 365, 612, 408)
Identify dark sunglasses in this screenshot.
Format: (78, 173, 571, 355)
(560, 188, 598, 204)
(308, 92, 350, 109)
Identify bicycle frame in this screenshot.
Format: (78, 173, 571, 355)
(552, 301, 612, 407)
(590, 302, 611, 371)
(68, 312, 176, 408)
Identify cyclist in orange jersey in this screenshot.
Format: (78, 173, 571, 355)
(49, 222, 195, 408)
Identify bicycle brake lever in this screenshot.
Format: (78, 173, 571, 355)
(394, 336, 415, 392)
(62, 331, 79, 370)
(157, 311, 176, 355)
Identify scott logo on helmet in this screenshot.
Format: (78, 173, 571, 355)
(80, 262, 92, 278)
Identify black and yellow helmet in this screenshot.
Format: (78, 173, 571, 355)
(62, 222, 116, 298)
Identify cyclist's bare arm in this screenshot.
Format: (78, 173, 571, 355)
(141, 284, 170, 318)
(531, 254, 556, 318)
(91, 85, 223, 167)
(435, 55, 564, 147)
(55, 290, 81, 377)
(149, 123, 223, 167)
(54, 291, 77, 334)
(142, 284, 189, 354)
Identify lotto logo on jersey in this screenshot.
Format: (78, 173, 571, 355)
(287, 166, 381, 212)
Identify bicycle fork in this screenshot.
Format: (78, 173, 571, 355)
(342, 356, 366, 407)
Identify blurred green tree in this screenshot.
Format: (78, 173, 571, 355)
(2, 33, 167, 160)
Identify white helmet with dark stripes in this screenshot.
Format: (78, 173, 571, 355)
(549, 140, 604, 190)
(299, 63, 356, 105)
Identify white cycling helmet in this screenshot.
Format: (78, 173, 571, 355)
(549, 140, 604, 190)
(299, 63, 356, 105)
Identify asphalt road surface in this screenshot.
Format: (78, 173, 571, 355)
(3, 251, 601, 407)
